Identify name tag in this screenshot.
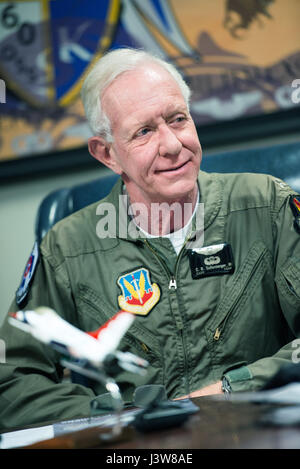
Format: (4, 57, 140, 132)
(188, 243, 235, 279)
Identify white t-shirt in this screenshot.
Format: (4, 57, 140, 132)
(135, 191, 199, 255)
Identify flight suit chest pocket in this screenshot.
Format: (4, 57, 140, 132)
(206, 241, 273, 342)
(75, 283, 163, 366)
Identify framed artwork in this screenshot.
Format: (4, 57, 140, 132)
(0, 0, 299, 180)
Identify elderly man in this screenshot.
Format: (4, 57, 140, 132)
(0, 48, 300, 431)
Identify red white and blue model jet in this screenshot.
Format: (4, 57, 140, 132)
(9, 307, 148, 377)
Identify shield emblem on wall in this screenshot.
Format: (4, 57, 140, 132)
(0, 0, 121, 107)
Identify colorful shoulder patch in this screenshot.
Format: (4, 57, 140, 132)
(16, 241, 39, 306)
(117, 268, 160, 316)
(289, 195, 300, 234)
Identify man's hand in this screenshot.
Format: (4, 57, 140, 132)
(175, 381, 223, 399)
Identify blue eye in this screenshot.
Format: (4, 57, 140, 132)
(137, 128, 150, 137)
(174, 116, 186, 123)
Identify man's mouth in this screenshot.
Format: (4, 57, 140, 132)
(157, 160, 190, 173)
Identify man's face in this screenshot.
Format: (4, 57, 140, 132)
(101, 64, 202, 205)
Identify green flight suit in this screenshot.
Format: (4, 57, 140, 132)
(0, 170, 300, 431)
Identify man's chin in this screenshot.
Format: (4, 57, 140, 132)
(154, 180, 198, 203)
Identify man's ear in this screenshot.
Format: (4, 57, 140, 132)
(88, 137, 122, 174)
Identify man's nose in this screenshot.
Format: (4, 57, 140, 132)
(158, 125, 182, 157)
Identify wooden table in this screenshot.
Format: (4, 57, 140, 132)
(24, 396, 300, 450)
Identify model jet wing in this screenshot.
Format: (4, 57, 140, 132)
(9, 307, 148, 374)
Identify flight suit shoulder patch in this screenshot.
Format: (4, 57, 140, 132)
(16, 241, 40, 307)
(289, 195, 300, 235)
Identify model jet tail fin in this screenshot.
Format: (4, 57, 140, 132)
(87, 310, 135, 353)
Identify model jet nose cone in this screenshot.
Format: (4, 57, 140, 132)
(9, 312, 18, 319)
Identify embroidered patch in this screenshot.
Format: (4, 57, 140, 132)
(16, 241, 39, 306)
(289, 195, 300, 234)
(117, 268, 160, 316)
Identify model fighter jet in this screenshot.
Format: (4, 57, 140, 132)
(9, 307, 148, 379)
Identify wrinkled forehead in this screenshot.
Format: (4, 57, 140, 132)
(101, 66, 187, 136)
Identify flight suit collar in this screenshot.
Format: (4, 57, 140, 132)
(197, 170, 223, 229)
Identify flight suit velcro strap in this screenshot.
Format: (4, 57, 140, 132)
(223, 364, 253, 392)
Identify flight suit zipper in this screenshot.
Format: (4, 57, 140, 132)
(143, 239, 177, 289)
(169, 276, 177, 290)
(143, 239, 191, 394)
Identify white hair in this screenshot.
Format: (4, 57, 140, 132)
(80, 48, 191, 142)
